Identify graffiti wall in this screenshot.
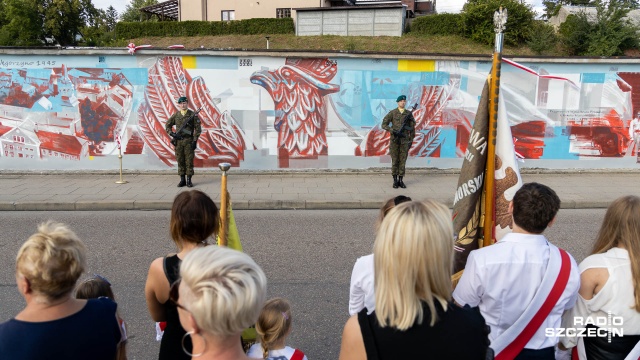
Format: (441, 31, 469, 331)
(1, 51, 639, 171)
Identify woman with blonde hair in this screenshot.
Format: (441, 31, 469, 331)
(349, 195, 411, 316)
(339, 200, 489, 359)
(560, 195, 640, 359)
(247, 298, 308, 360)
(0, 222, 122, 359)
(145, 189, 220, 360)
(172, 246, 267, 360)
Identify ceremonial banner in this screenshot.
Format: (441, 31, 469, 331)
(452, 80, 490, 277)
(452, 77, 522, 279)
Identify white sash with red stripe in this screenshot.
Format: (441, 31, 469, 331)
(492, 246, 572, 360)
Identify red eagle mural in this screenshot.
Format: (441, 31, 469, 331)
(357, 83, 454, 157)
(250, 58, 340, 161)
(138, 56, 251, 167)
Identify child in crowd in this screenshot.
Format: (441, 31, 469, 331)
(247, 298, 308, 360)
(76, 275, 128, 360)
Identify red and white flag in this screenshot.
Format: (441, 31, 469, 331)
(127, 43, 152, 55)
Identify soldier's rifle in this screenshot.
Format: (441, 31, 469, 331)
(169, 107, 203, 147)
(392, 102, 418, 144)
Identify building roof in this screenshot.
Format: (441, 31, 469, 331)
(549, 6, 640, 28)
(36, 130, 84, 155)
(0, 124, 12, 137)
(140, 0, 178, 21)
(295, 4, 405, 11)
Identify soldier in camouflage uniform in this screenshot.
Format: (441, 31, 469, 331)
(166, 96, 202, 187)
(381, 95, 415, 189)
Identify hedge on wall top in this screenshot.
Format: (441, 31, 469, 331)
(460, 0, 535, 46)
(115, 18, 295, 39)
(410, 13, 464, 36)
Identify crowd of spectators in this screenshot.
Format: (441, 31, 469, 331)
(1, 186, 639, 360)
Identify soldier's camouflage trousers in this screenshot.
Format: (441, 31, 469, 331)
(390, 140, 410, 176)
(175, 138, 195, 176)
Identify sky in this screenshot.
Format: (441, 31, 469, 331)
(93, 0, 128, 15)
(92, 0, 546, 21)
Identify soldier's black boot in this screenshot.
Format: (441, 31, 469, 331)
(177, 175, 186, 187)
(399, 176, 406, 189)
(393, 175, 399, 189)
(186, 176, 193, 188)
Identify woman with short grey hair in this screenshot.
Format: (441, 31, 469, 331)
(172, 246, 267, 359)
(0, 221, 122, 360)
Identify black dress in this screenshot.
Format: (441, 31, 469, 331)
(358, 300, 491, 360)
(158, 254, 192, 360)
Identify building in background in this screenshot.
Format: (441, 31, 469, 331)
(140, 0, 433, 22)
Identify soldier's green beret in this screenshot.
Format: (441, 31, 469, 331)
(177, 96, 188, 103)
(396, 95, 406, 102)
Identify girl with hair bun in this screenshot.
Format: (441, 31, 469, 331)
(247, 298, 308, 360)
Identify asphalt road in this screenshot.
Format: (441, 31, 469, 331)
(0, 209, 604, 359)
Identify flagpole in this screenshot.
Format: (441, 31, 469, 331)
(218, 162, 231, 247)
(483, 7, 507, 247)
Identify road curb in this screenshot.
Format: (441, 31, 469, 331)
(0, 199, 613, 211)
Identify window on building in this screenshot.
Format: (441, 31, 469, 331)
(221, 10, 235, 21)
(276, 8, 291, 18)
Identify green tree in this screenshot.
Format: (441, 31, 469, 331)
(42, 0, 86, 46)
(559, 0, 638, 56)
(0, 0, 45, 45)
(120, 0, 158, 22)
(0, 0, 112, 46)
(460, 0, 536, 46)
(105, 6, 118, 32)
(527, 20, 558, 55)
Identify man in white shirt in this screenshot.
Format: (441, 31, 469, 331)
(453, 182, 580, 360)
(629, 112, 640, 160)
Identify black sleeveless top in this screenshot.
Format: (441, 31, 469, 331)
(358, 300, 491, 360)
(158, 254, 191, 360)
(583, 324, 640, 360)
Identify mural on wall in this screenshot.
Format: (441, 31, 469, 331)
(250, 58, 339, 168)
(138, 56, 252, 167)
(0, 53, 638, 170)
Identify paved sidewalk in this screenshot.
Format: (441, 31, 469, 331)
(0, 170, 638, 211)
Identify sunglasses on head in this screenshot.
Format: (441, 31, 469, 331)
(169, 278, 189, 312)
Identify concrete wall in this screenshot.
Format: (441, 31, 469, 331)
(0, 49, 639, 171)
(296, 6, 405, 36)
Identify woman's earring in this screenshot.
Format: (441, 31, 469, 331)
(181, 330, 207, 357)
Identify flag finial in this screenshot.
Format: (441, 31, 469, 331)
(494, 7, 508, 34)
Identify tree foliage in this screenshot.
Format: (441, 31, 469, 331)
(460, 0, 536, 46)
(105, 6, 118, 32)
(0, 0, 45, 46)
(527, 20, 558, 55)
(0, 0, 112, 46)
(559, 0, 638, 56)
(120, 0, 158, 22)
